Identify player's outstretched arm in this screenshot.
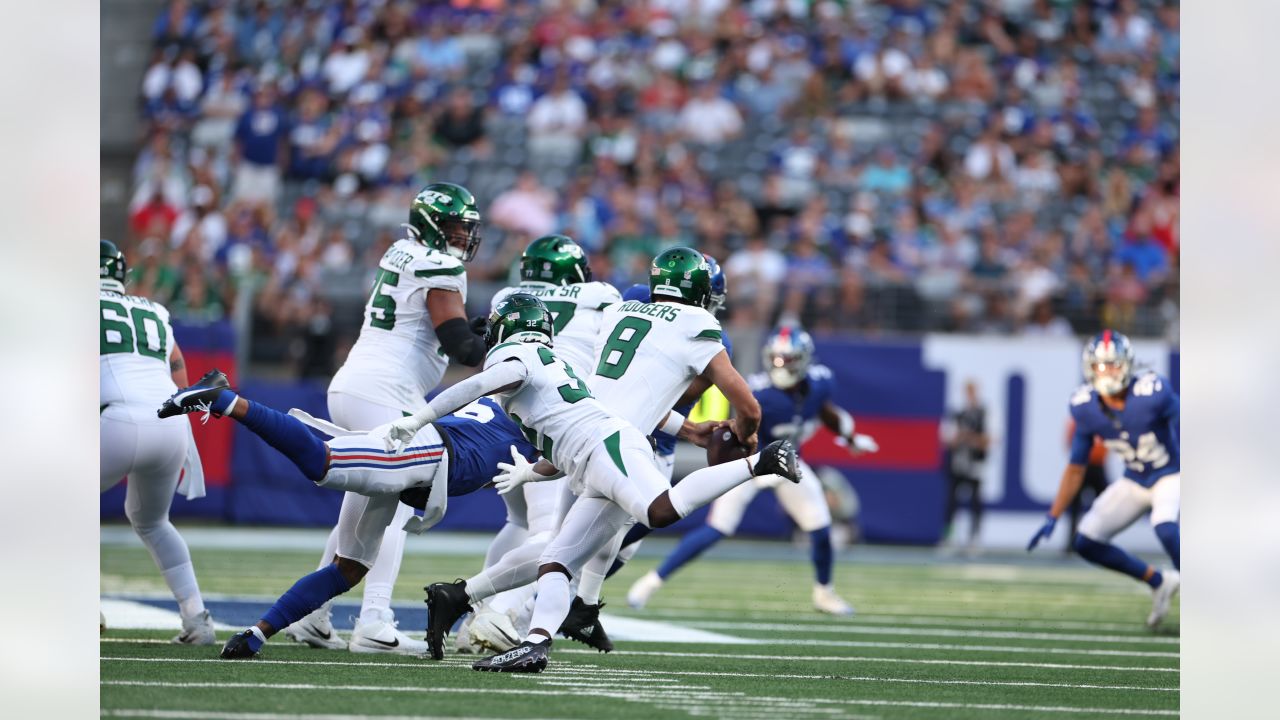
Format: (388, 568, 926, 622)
(702, 349, 762, 448)
(819, 400, 879, 455)
(428, 288, 486, 367)
(1028, 464, 1087, 551)
(385, 360, 528, 450)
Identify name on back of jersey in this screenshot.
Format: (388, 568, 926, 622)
(616, 300, 679, 323)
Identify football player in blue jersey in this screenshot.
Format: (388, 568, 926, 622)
(1027, 330, 1180, 628)
(627, 324, 879, 616)
(156, 370, 538, 658)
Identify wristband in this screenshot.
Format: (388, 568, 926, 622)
(660, 410, 686, 436)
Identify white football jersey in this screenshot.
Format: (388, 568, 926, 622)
(330, 240, 468, 410)
(591, 300, 726, 436)
(491, 280, 621, 379)
(485, 340, 629, 478)
(100, 289, 178, 409)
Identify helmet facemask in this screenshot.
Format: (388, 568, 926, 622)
(766, 347, 812, 389)
(1082, 331, 1135, 397)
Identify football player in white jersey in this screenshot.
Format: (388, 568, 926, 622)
(285, 183, 488, 655)
(393, 250, 800, 672)
(100, 240, 214, 644)
(460, 234, 622, 654)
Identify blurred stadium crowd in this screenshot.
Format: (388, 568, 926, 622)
(124, 0, 1179, 376)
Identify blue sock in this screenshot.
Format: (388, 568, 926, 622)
(810, 526, 834, 586)
(1074, 535, 1162, 588)
(1154, 522, 1180, 570)
(261, 564, 354, 635)
(211, 388, 238, 416)
(656, 525, 725, 580)
(239, 400, 329, 482)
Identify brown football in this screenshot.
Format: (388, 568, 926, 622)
(707, 426, 752, 466)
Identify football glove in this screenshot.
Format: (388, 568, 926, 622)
(492, 446, 542, 495)
(1026, 514, 1057, 552)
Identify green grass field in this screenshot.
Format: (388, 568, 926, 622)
(101, 531, 1178, 719)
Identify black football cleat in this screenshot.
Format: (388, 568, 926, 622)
(752, 439, 801, 483)
(424, 579, 473, 660)
(558, 597, 613, 653)
(472, 638, 551, 673)
(220, 629, 260, 659)
(159, 369, 231, 419)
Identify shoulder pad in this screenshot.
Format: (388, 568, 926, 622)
(1069, 384, 1095, 408)
(1131, 372, 1166, 398)
(747, 373, 772, 392)
(413, 249, 466, 279)
(809, 364, 833, 381)
(587, 281, 623, 308)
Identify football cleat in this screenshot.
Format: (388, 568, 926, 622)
(558, 597, 613, 653)
(284, 603, 347, 650)
(752, 439, 801, 483)
(627, 570, 664, 610)
(472, 638, 551, 673)
(424, 579, 473, 660)
(220, 629, 260, 659)
(173, 609, 216, 645)
(1146, 570, 1180, 629)
(464, 607, 522, 654)
(159, 369, 230, 419)
(350, 609, 429, 655)
(454, 612, 477, 654)
(812, 584, 856, 617)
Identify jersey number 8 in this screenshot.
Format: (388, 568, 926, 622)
(595, 317, 652, 379)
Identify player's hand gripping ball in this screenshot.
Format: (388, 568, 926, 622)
(707, 425, 752, 466)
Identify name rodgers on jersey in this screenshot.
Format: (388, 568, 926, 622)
(615, 300, 679, 323)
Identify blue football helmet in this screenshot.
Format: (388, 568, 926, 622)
(763, 324, 815, 389)
(703, 253, 727, 315)
(1082, 329, 1135, 396)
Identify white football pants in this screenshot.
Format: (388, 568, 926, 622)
(1078, 474, 1180, 542)
(101, 403, 206, 619)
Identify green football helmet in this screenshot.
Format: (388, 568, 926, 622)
(486, 292, 555, 349)
(649, 246, 713, 309)
(408, 182, 482, 261)
(520, 234, 593, 285)
(101, 239, 127, 290)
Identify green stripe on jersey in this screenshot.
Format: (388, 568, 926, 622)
(414, 265, 465, 277)
(604, 431, 628, 477)
(695, 329, 723, 341)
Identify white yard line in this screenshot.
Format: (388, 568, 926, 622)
(680, 621, 1179, 644)
(630, 607, 1166, 633)
(100, 659, 1173, 692)
(100, 681, 1176, 716)
(553, 647, 1178, 673)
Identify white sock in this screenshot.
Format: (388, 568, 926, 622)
(465, 536, 547, 604)
(667, 454, 758, 517)
(162, 562, 205, 618)
(526, 572, 571, 643)
(360, 503, 413, 623)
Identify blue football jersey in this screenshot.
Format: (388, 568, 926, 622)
(435, 397, 538, 496)
(752, 364, 835, 446)
(1068, 372, 1180, 487)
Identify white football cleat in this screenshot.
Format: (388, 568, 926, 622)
(173, 609, 216, 645)
(349, 609, 429, 655)
(813, 584, 856, 617)
(454, 613, 477, 654)
(1146, 569, 1180, 628)
(627, 570, 664, 610)
(466, 608, 523, 654)
(285, 603, 347, 650)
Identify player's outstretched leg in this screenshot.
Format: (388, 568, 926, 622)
(655, 439, 800, 527)
(160, 370, 328, 483)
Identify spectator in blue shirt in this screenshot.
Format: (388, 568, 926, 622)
(232, 85, 286, 206)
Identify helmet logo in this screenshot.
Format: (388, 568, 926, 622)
(420, 190, 451, 205)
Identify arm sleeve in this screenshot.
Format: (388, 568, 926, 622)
(1068, 426, 1094, 465)
(436, 316, 486, 367)
(404, 360, 529, 432)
